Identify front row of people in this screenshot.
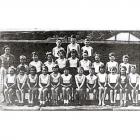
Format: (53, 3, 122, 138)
(4, 64, 139, 107)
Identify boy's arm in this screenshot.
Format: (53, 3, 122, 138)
(34, 76, 38, 88)
(17, 77, 21, 90)
(92, 78, 97, 89)
(4, 76, 8, 89)
(21, 75, 27, 89)
(79, 76, 86, 89)
(39, 75, 43, 88)
(52, 48, 55, 57)
(45, 75, 50, 88)
(27, 76, 31, 89)
(129, 75, 134, 88)
(86, 78, 91, 89)
(114, 75, 119, 88)
(97, 75, 103, 87)
(55, 76, 61, 88)
(50, 75, 55, 88)
(104, 74, 108, 86)
(68, 76, 73, 87)
(66, 45, 70, 58)
(135, 74, 139, 88)
(107, 75, 113, 89)
(75, 76, 80, 88)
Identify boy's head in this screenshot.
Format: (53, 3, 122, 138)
(109, 52, 116, 62)
(71, 49, 77, 58)
(84, 39, 90, 46)
(19, 66, 26, 75)
(122, 55, 129, 64)
(20, 55, 26, 64)
(32, 52, 39, 62)
(3, 45, 10, 55)
(64, 67, 69, 75)
(111, 66, 117, 74)
(8, 66, 16, 75)
(46, 52, 53, 62)
(120, 66, 127, 75)
(41, 66, 48, 75)
(56, 39, 62, 47)
(78, 67, 84, 75)
(89, 67, 95, 75)
(99, 65, 105, 73)
(83, 51, 88, 59)
(95, 53, 100, 62)
(58, 50, 65, 58)
(30, 66, 36, 75)
(53, 64, 59, 73)
(131, 65, 136, 74)
(71, 35, 76, 44)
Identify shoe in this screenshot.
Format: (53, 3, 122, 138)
(102, 103, 105, 106)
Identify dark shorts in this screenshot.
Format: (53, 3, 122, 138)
(120, 83, 128, 89)
(87, 83, 97, 89)
(76, 83, 86, 89)
(17, 83, 28, 92)
(84, 70, 89, 76)
(59, 68, 65, 74)
(108, 83, 119, 90)
(69, 67, 77, 76)
(7, 83, 16, 90)
(30, 83, 36, 88)
(129, 83, 139, 90)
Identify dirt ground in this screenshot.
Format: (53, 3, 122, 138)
(1, 104, 140, 111)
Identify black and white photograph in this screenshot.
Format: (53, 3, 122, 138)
(1, 1, 140, 140)
(0, 30, 139, 111)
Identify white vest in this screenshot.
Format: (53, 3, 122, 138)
(61, 74, 72, 84)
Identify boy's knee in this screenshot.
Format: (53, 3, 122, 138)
(51, 87, 54, 91)
(86, 88, 89, 93)
(110, 89, 113, 93)
(66, 88, 70, 92)
(62, 87, 65, 91)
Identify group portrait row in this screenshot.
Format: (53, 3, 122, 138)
(0, 35, 140, 107)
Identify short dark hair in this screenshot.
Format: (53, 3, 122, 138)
(111, 66, 117, 71)
(3, 45, 10, 51)
(120, 66, 127, 71)
(109, 52, 115, 57)
(29, 66, 37, 73)
(19, 66, 26, 72)
(99, 65, 105, 71)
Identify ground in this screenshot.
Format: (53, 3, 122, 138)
(1, 104, 140, 111)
